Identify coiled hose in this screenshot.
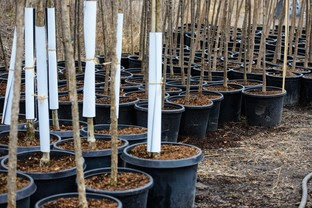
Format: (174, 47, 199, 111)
(299, 172, 312, 208)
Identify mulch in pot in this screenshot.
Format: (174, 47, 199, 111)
(42, 197, 118, 208)
(171, 94, 213, 106)
(204, 85, 238, 91)
(85, 172, 150, 191)
(95, 127, 147, 135)
(96, 97, 136, 104)
(229, 80, 261, 86)
(127, 92, 148, 100)
(59, 94, 84, 102)
(0, 132, 58, 147)
(0, 172, 29, 194)
(129, 144, 199, 160)
(12, 152, 76, 173)
(57, 139, 124, 151)
(245, 89, 283, 95)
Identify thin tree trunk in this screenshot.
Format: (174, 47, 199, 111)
(60, 0, 88, 207)
(139, 0, 146, 61)
(186, 0, 195, 102)
(248, 0, 260, 72)
(144, 1, 151, 96)
(7, 1, 25, 207)
(262, 0, 267, 92)
(110, 0, 119, 185)
(289, 0, 297, 55)
(77, 0, 82, 73)
(223, 0, 229, 88)
(0, 32, 8, 72)
(292, 0, 305, 71)
(304, 0, 311, 67)
(273, 0, 286, 64)
(232, 0, 244, 52)
(130, 0, 134, 54)
(212, 0, 224, 72)
(237, 0, 248, 62)
(179, 0, 186, 85)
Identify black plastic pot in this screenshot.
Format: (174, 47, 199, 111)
(35, 192, 122, 208)
(191, 75, 224, 84)
(0, 170, 36, 208)
(165, 87, 183, 96)
(0, 148, 7, 167)
(166, 80, 207, 91)
(121, 142, 204, 208)
(81, 124, 147, 145)
(123, 68, 144, 79)
(58, 95, 83, 120)
(54, 137, 128, 171)
(128, 55, 142, 68)
(134, 101, 185, 142)
(267, 72, 302, 106)
(41, 119, 88, 139)
(95, 96, 139, 125)
(85, 167, 153, 208)
(0, 130, 61, 153)
(0, 114, 29, 132)
(167, 95, 213, 139)
(179, 90, 224, 132)
(301, 75, 312, 105)
(1, 150, 83, 207)
(205, 83, 244, 125)
(243, 86, 286, 127)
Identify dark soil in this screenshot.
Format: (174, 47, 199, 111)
(0, 83, 25, 96)
(0, 132, 58, 146)
(270, 71, 298, 77)
(59, 93, 84, 102)
(95, 127, 147, 135)
(127, 92, 148, 99)
(166, 87, 181, 92)
(96, 96, 137, 104)
(0, 173, 30, 194)
(205, 85, 239, 91)
(180, 107, 312, 207)
(130, 144, 199, 160)
(245, 90, 283, 95)
(229, 80, 261, 86)
(14, 152, 75, 173)
(41, 197, 118, 208)
(57, 138, 124, 151)
(171, 94, 213, 106)
(85, 172, 150, 191)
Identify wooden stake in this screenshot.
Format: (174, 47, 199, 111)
(262, 0, 267, 92)
(60, 0, 88, 206)
(304, 0, 311, 67)
(179, 0, 186, 85)
(130, 0, 134, 54)
(289, 0, 297, 55)
(223, 0, 229, 88)
(282, 0, 289, 92)
(232, 0, 244, 52)
(7, 0, 25, 207)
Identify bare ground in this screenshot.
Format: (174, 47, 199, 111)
(182, 106, 312, 208)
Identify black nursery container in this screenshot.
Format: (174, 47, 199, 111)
(81, 124, 147, 145)
(121, 142, 203, 208)
(54, 137, 129, 171)
(95, 96, 139, 125)
(134, 102, 185, 142)
(85, 167, 153, 208)
(1, 150, 84, 207)
(0, 148, 8, 169)
(179, 90, 224, 132)
(128, 55, 142, 68)
(205, 83, 244, 125)
(35, 193, 122, 208)
(167, 95, 213, 139)
(243, 86, 286, 127)
(0, 170, 36, 208)
(301, 75, 312, 105)
(0, 130, 61, 153)
(267, 72, 302, 106)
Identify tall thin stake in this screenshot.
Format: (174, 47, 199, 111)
(282, 0, 289, 92)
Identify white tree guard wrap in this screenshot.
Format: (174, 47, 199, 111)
(35, 26, 50, 153)
(115, 13, 124, 118)
(2, 29, 16, 125)
(83, 1, 97, 118)
(147, 32, 162, 153)
(47, 8, 59, 110)
(25, 8, 35, 120)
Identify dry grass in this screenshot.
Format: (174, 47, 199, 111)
(182, 107, 312, 207)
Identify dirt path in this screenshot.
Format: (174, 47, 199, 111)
(183, 106, 312, 207)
